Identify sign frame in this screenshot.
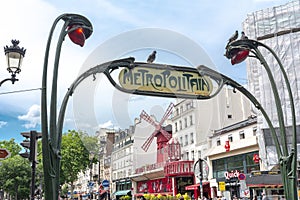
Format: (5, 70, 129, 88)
(0, 148, 11, 160)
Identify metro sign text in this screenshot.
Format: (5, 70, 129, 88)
(118, 65, 213, 97)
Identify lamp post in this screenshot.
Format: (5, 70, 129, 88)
(89, 153, 95, 200)
(41, 13, 93, 200)
(224, 31, 297, 200)
(0, 40, 26, 86)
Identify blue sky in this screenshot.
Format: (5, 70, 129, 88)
(0, 0, 293, 143)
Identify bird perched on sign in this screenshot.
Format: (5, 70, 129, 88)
(228, 30, 238, 43)
(147, 50, 156, 63)
(240, 31, 248, 40)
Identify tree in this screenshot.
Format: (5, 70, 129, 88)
(0, 155, 31, 199)
(60, 130, 98, 195)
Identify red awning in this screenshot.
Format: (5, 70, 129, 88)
(247, 184, 283, 188)
(185, 182, 209, 190)
(134, 192, 172, 197)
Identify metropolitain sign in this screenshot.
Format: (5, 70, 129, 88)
(118, 64, 213, 97)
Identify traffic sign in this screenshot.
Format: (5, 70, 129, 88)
(238, 173, 246, 180)
(102, 180, 109, 187)
(0, 148, 11, 160)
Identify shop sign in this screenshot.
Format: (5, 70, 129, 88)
(219, 181, 225, 191)
(224, 170, 240, 180)
(251, 170, 280, 176)
(118, 65, 213, 97)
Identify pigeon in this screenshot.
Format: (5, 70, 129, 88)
(241, 31, 248, 40)
(147, 50, 156, 63)
(228, 30, 238, 43)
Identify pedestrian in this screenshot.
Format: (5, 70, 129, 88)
(261, 193, 267, 200)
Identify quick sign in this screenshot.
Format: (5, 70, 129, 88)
(224, 170, 240, 180)
(118, 64, 213, 97)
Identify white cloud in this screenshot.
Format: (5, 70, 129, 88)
(18, 104, 41, 129)
(99, 120, 115, 129)
(0, 121, 8, 128)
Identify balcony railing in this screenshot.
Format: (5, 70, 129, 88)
(164, 160, 194, 177)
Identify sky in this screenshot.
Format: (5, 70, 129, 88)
(0, 0, 294, 143)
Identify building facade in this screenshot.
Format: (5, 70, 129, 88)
(111, 126, 135, 198)
(243, 0, 300, 169)
(171, 87, 253, 163)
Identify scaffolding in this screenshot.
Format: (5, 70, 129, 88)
(243, 0, 300, 168)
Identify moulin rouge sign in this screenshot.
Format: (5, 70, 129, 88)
(118, 64, 213, 97)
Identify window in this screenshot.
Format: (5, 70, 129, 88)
(228, 114, 232, 119)
(190, 132, 194, 144)
(186, 101, 193, 110)
(239, 131, 245, 139)
(228, 134, 233, 142)
(179, 120, 182, 130)
(190, 115, 193, 125)
(191, 150, 195, 160)
(253, 126, 257, 136)
(185, 135, 188, 146)
(198, 150, 201, 159)
(184, 118, 187, 128)
(186, 152, 189, 160)
(180, 136, 183, 147)
(175, 122, 178, 132)
(217, 138, 221, 146)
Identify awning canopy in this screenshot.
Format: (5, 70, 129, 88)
(134, 192, 172, 197)
(113, 190, 131, 196)
(246, 173, 282, 188)
(185, 182, 209, 190)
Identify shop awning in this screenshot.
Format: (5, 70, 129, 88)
(247, 184, 283, 188)
(246, 173, 282, 188)
(134, 192, 172, 197)
(185, 182, 209, 190)
(113, 190, 131, 196)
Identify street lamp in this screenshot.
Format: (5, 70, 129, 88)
(41, 13, 93, 200)
(0, 40, 26, 86)
(224, 31, 297, 200)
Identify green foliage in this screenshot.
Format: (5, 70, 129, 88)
(0, 155, 31, 199)
(143, 194, 191, 200)
(120, 195, 132, 200)
(60, 130, 95, 185)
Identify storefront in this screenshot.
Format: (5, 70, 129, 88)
(113, 178, 132, 200)
(185, 182, 211, 199)
(246, 171, 284, 199)
(212, 151, 260, 199)
(136, 177, 173, 195)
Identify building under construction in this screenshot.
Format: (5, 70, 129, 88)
(243, 0, 300, 170)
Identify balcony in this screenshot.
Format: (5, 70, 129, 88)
(164, 160, 194, 177)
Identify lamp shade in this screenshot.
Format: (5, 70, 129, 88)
(67, 25, 86, 47)
(4, 40, 26, 74)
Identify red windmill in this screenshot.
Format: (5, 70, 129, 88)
(140, 103, 174, 163)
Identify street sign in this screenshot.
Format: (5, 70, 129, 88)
(102, 180, 109, 187)
(238, 173, 246, 180)
(193, 158, 209, 180)
(0, 148, 11, 160)
(88, 181, 94, 187)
